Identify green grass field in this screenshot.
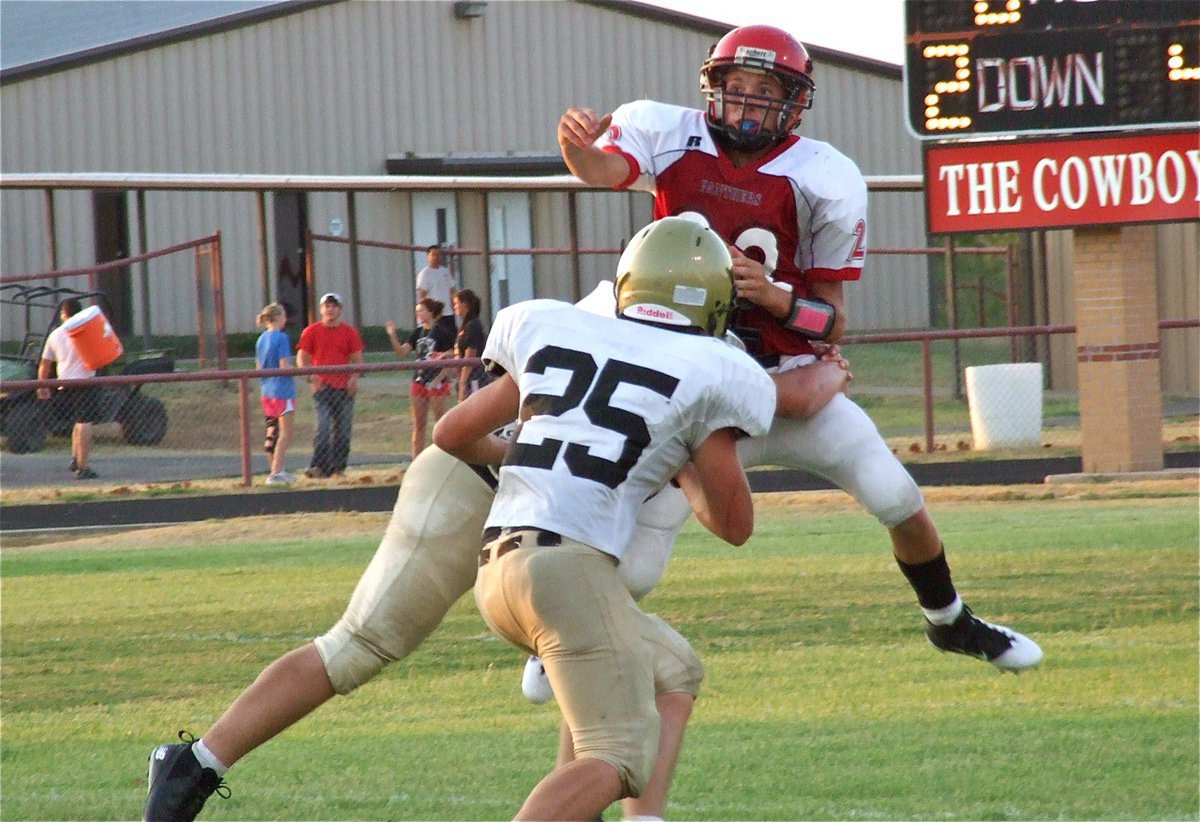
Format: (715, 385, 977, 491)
(2, 489, 1197, 820)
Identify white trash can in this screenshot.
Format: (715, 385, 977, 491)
(964, 363, 1043, 450)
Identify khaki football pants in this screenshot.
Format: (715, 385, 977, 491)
(314, 447, 702, 699)
(475, 534, 670, 799)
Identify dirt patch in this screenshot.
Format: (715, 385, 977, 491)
(753, 478, 1197, 512)
(2, 510, 392, 553)
(0, 465, 410, 507)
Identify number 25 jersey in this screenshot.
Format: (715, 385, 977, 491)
(482, 299, 775, 560)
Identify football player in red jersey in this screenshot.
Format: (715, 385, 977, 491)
(559, 24, 1042, 674)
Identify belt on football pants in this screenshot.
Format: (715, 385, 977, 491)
(479, 526, 562, 567)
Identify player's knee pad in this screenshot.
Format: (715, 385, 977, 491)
(313, 623, 391, 695)
(645, 613, 704, 697)
(843, 442, 925, 527)
(575, 709, 659, 800)
(313, 447, 492, 695)
(263, 416, 279, 454)
(872, 472, 925, 529)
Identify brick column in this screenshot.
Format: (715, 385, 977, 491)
(1074, 225, 1164, 473)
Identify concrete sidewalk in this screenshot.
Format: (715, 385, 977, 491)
(0, 450, 410, 489)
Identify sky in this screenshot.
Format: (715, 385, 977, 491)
(644, 0, 907, 66)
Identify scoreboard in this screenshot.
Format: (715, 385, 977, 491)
(904, 0, 1200, 138)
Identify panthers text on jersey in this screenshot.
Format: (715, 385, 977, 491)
(482, 299, 775, 559)
(597, 99, 868, 359)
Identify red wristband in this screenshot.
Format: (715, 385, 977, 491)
(784, 295, 836, 340)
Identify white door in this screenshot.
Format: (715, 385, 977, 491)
(411, 192, 459, 281)
(487, 192, 533, 311)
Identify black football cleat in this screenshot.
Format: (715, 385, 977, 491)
(925, 605, 1043, 672)
(143, 731, 228, 822)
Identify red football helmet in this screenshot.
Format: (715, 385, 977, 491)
(700, 25, 816, 152)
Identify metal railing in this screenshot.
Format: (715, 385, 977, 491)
(5, 319, 1195, 487)
(0, 233, 228, 367)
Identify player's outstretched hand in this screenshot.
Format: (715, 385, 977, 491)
(558, 107, 611, 150)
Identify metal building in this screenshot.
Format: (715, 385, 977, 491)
(1, 0, 927, 342)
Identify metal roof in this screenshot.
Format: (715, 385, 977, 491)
(0, 0, 322, 79)
(1, 0, 899, 83)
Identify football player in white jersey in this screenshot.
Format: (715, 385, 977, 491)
(434, 217, 775, 819)
(142, 221, 843, 822)
(557, 24, 1042, 672)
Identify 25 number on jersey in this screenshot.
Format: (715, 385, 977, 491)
(505, 345, 679, 489)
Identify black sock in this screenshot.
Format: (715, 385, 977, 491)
(895, 549, 958, 611)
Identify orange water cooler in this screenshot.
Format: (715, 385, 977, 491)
(62, 305, 124, 370)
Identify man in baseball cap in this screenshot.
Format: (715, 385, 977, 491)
(297, 291, 362, 477)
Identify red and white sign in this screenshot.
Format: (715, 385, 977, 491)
(924, 131, 1200, 234)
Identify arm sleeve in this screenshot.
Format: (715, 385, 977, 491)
(481, 304, 521, 376)
(696, 352, 777, 442)
(464, 320, 487, 352)
(596, 100, 662, 191)
(804, 152, 868, 281)
(40, 330, 59, 363)
(272, 333, 290, 366)
(296, 326, 313, 354)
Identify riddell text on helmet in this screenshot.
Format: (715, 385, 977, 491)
(632, 304, 685, 323)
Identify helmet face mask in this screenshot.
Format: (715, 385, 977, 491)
(615, 217, 735, 338)
(701, 25, 816, 152)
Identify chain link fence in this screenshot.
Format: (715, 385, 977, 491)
(1, 359, 469, 490)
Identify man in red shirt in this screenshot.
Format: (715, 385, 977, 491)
(296, 293, 364, 478)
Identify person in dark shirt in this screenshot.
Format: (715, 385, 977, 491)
(386, 298, 454, 457)
(451, 288, 488, 401)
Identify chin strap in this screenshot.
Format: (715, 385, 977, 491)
(783, 294, 836, 340)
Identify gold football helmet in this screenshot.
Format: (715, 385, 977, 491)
(614, 217, 735, 338)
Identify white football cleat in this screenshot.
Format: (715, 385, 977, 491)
(521, 655, 554, 704)
(925, 605, 1043, 672)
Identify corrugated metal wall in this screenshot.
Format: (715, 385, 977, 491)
(1041, 222, 1198, 396)
(3, 0, 925, 341)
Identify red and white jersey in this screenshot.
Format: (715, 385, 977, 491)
(483, 299, 774, 559)
(597, 100, 868, 358)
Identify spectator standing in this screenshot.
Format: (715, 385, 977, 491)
(385, 298, 454, 457)
(296, 293, 363, 478)
(37, 298, 101, 480)
(415, 245, 457, 336)
(255, 303, 297, 485)
(451, 288, 488, 401)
